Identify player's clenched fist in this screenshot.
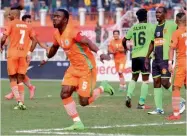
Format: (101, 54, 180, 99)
(100, 54, 111, 63)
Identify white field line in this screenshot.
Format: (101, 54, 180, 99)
(16, 121, 186, 134)
(15, 131, 131, 136)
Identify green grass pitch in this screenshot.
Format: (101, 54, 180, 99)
(1, 80, 186, 135)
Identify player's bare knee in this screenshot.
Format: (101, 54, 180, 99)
(17, 74, 25, 83)
(153, 78, 161, 88)
(9, 74, 17, 82)
(79, 97, 89, 107)
(161, 79, 170, 89)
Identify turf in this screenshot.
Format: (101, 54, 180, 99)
(1, 80, 186, 135)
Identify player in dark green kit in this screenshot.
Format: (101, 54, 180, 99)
(123, 9, 155, 109)
(145, 7, 185, 115)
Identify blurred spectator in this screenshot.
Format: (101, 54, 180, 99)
(1, 0, 11, 9)
(24, 0, 31, 13)
(56, 0, 61, 8)
(84, 0, 91, 13)
(40, 0, 49, 12)
(97, 0, 104, 9)
(69, 0, 79, 19)
(33, 0, 40, 20)
(90, 0, 97, 20)
(103, 28, 109, 41)
(95, 22, 101, 44)
(51, 0, 56, 13)
(10, 0, 19, 7)
(61, 0, 68, 10)
(124, 0, 133, 11)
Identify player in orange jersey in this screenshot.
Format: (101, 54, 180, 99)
(41, 9, 114, 130)
(4, 14, 49, 100)
(166, 12, 186, 120)
(108, 30, 126, 91)
(1, 6, 38, 110)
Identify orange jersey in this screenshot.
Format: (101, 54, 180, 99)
(3, 19, 35, 58)
(53, 26, 96, 71)
(108, 39, 125, 60)
(171, 27, 187, 65)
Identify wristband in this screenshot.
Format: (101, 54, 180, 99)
(97, 50, 103, 57)
(27, 51, 32, 56)
(168, 60, 172, 64)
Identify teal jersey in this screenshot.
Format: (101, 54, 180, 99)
(153, 20, 177, 60)
(126, 23, 156, 58)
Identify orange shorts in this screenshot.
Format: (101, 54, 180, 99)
(173, 65, 186, 88)
(114, 56, 126, 73)
(7, 57, 28, 75)
(62, 66, 97, 97)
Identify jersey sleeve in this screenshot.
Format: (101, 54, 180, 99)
(73, 31, 84, 42)
(125, 27, 133, 40)
(29, 27, 36, 38)
(170, 31, 178, 49)
(3, 23, 12, 36)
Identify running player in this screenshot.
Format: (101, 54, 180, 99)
(145, 7, 185, 114)
(4, 14, 49, 100)
(108, 30, 126, 91)
(42, 9, 114, 130)
(0, 6, 38, 109)
(123, 9, 154, 109)
(166, 12, 186, 120)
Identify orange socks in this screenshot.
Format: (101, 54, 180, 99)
(62, 96, 80, 122)
(88, 87, 103, 104)
(23, 75, 32, 88)
(18, 82, 24, 103)
(119, 74, 126, 87)
(172, 89, 180, 116)
(10, 81, 20, 102)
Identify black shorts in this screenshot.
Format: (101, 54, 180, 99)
(152, 60, 171, 78)
(132, 57, 150, 75)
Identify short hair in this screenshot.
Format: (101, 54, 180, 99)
(57, 8, 69, 21)
(10, 5, 23, 10)
(158, 6, 167, 14)
(176, 12, 186, 19)
(136, 9, 147, 22)
(113, 30, 120, 34)
(22, 14, 31, 21)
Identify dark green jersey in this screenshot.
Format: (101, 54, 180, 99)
(126, 23, 156, 58)
(153, 20, 177, 60)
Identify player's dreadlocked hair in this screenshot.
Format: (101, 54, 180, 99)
(57, 8, 69, 22)
(136, 9, 147, 22)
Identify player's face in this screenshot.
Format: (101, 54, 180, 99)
(53, 11, 67, 28)
(113, 32, 120, 40)
(25, 18, 32, 24)
(8, 11, 14, 21)
(156, 8, 166, 22)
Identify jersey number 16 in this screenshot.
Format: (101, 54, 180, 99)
(133, 31, 146, 46)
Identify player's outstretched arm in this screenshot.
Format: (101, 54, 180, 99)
(47, 44, 59, 58)
(75, 34, 110, 62)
